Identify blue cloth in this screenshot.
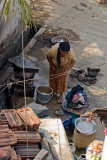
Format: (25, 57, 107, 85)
(74, 155, 77, 160)
(72, 117, 79, 134)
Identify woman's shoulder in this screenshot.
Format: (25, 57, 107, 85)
(68, 48, 76, 61)
(46, 43, 59, 57)
(51, 43, 59, 53)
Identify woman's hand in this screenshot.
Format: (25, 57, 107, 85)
(50, 65, 56, 71)
(63, 70, 68, 76)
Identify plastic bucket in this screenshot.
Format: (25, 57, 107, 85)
(72, 117, 96, 149)
(36, 86, 53, 104)
(69, 143, 76, 153)
(79, 154, 86, 160)
(75, 117, 96, 135)
(63, 120, 70, 129)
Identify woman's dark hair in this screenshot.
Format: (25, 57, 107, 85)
(57, 42, 70, 66)
(70, 85, 84, 100)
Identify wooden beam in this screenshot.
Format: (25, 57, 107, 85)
(33, 149, 48, 160)
(20, 27, 46, 55)
(46, 154, 54, 160)
(48, 142, 60, 160)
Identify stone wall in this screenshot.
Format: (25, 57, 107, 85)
(0, 0, 30, 69)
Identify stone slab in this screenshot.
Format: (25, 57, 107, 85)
(39, 118, 74, 160)
(23, 102, 48, 116)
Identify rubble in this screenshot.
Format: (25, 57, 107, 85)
(69, 67, 100, 86)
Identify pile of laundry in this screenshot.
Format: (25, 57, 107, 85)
(69, 67, 100, 86)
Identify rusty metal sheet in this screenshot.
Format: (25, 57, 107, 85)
(17, 107, 41, 128)
(14, 144, 40, 159)
(0, 113, 8, 125)
(0, 130, 17, 147)
(0, 146, 21, 160)
(1, 109, 24, 129)
(14, 131, 41, 144)
(0, 124, 9, 131)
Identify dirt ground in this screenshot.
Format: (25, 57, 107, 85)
(28, 0, 107, 140)
(11, 5, 107, 159)
(12, 0, 107, 143)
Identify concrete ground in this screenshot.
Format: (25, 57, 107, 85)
(28, 0, 107, 141)
(30, 0, 107, 109)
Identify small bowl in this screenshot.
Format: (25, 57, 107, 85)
(51, 36, 69, 44)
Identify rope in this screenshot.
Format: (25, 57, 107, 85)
(0, 58, 107, 89)
(22, 23, 29, 159)
(0, 86, 8, 94)
(0, 72, 66, 89)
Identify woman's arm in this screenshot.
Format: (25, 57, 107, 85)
(64, 60, 75, 75)
(47, 56, 56, 70)
(67, 60, 75, 71)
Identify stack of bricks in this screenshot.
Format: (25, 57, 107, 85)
(0, 107, 41, 160)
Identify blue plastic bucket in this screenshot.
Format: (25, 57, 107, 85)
(63, 119, 70, 129)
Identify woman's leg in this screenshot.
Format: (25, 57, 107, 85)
(58, 94, 63, 103)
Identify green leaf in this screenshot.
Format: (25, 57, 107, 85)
(19, 0, 28, 28)
(0, 0, 8, 19)
(0, 0, 3, 4)
(0, 0, 36, 28)
(4, 0, 11, 22)
(11, 0, 15, 20)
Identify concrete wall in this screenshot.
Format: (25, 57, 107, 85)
(0, 0, 22, 45)
(0, 0, 30, 69)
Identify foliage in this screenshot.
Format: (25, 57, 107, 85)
(91, 153, 102, 160)
(0, 0, 36, 28)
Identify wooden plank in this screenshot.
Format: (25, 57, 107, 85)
(82, 107, 107, 117)
(20, 27, 46, 56)
(41, 137, 52, 154)
(41, 137, 54, 160)
(33, 149, 48, 160)
(48, 142, 60, 160)
(46, 154, 53, 160)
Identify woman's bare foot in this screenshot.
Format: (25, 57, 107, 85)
(58, 95, 63, 104)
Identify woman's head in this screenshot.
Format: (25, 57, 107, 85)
(57, 42, 70, 66)
(59, 42, 70, 57)
(72, 93, 79, 103)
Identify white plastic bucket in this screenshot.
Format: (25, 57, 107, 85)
(75, 117, 96, 135)
(79, 154, 86, 160)
(36, 86, 53, 104)
(69, 143, 76, 153)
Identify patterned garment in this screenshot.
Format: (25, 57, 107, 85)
(65, 91, 88, 108)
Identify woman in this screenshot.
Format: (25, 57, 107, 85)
(46, 42, 76, 103)
(63, 85, 89, 117)
(62, 85, 89, 133)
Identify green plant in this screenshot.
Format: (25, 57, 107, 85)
(91, 154, 102, 160)
(0, 0, 36, 28)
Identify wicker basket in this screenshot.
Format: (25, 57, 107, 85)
(72, 128, 96, 149)
(72, 117, 96, 149)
